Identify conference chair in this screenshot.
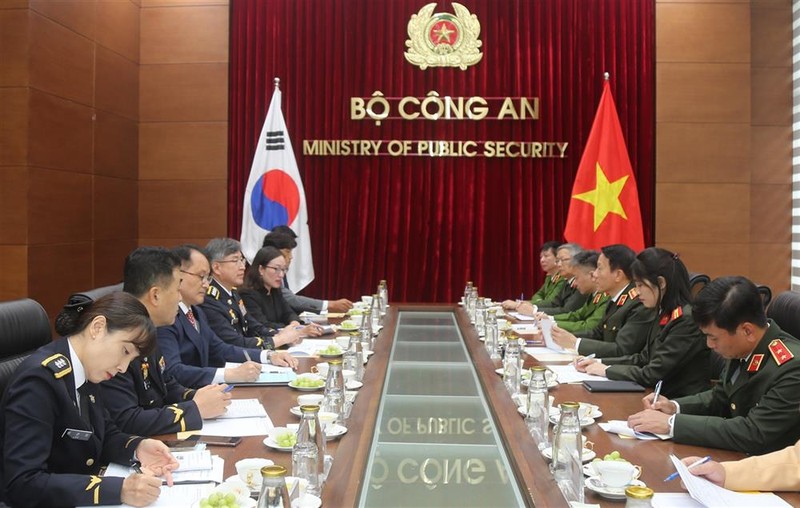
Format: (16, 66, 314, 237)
(0, 298, 52, 396)
(767, 290, 800, 340)
(757, 284, 773, 308)
(55, 283, 124, 334)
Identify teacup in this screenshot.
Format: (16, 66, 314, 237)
(594, 460, 641, 488)
(297, 393, 324, 406)
(342, 369, 356, 384)
(348, 314, 364, 326)
(318, 411, 337, 427)
(361, 295, 373, 305)
(235, 458, 274, 490)
(335, 336, 352, 349)
(311, 362, 329, 377)
(285, 477, 308, 499)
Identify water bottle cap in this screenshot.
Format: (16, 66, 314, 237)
(329, 358, 344, 365)
(625, 486, 654, 499)
(530, 366, 547, 372)
(300, 404, 321, 413)
(560, 401, 580, 409)
(261, 465, 287, 477)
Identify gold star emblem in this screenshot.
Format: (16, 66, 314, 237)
(433, 22, 455, 44)
(572, 162, 629, 231)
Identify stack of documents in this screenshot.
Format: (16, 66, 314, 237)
(224, 363, 298, 385)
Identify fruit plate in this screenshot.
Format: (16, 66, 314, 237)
(263, 427, 295, 451)
(288, 374, 325, 391)
(585, 476, 646, 500)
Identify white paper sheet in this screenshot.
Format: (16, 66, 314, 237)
(669, 454, 791, 507)
(508, 312, 536, 321)
(198, 415, 274, 437)
(511, 324, 539, 334)
(79, 483, 216, 508)
(212, 398, 267, 419)
(547, 364, 608, 383)
(652, 493, 704, 508)
(287, 339, 336, 356)
(103, 455, 223, 484)
(524, 346, 576, 362)
(598, 420, 670, 440)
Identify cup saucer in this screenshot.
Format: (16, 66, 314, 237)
(585, 476, 645, 499)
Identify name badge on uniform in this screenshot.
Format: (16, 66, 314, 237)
(62, 428, 93, 441)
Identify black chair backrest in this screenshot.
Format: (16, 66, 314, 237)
(757, 285, 773, 308)
(767, 291, 800, 340)
(0, 298, 52, 396)
(68, 283, 123, 307)
(688, 272, 711, 298)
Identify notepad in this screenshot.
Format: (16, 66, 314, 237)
(214, 398, 267, 419)
(223, 363, 298, 385)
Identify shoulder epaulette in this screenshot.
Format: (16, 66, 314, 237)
(617, 295, 628, 306)
(569, 278, 577, 288)
(552, 274, 562, 283)
(659, 306, 683, 326)
(768, 339, 795, 366)
(41, 354, 72, 379)
(628, 288, 639, 299)
(747, 354, 765, 372)
(207, 285, 220, 300)
(592, 293, 604, 304)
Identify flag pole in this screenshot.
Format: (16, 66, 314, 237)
(603, 71, 609, 81)
(274, 77, 280, 90)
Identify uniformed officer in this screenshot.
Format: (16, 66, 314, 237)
(577, 247, 710, 398)
(547, 251, 610, 336)
(502, 241, 566, 310)
(0, 292, 178, 507)
(101, 247, 231, 436)
(552, 244, 656, 357)
(628, 275, 800, 454)
(201, 238, 289, 349)
(518, 244, 588, 316)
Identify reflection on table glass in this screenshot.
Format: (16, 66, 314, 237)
(359, 312, 526, 507)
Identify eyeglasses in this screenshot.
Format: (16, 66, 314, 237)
(217, 256, 246, 266)
(180, 269, 213, 284)
(556, 257, 572, 264)
(265, 265, 288, 275)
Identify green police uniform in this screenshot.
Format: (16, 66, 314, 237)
(537, 278, 588, 315)
(603, 304, 710, 398)
(552, 291, 610, 337)
(576, 283, 656, 358)
(530, 273, 567, 305)
(673, 320, 800, 454)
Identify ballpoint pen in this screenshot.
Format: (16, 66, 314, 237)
(243, 350, 252, 362)
(652, 380, 663, 406)
(222, 385, 235, 393)
(574, 353, 595, 367)
(664, 455, 711, 482)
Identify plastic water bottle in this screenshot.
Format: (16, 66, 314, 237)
(503, 340, 522, 397)
(378, 280, 388, 315)
(322, 358, 345, 424)
(370, 294, 381, 331)
(525, 366, 550, 450)
(551, 402, 584, 504)
(485, 308, 499, 357)
(462, 281, 473, 305)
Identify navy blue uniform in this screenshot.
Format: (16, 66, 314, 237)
(157, 306, 263, 388)
(199, 279, 275, 350)
(102, 347, 202, 435)
(0, 339, 144, 507)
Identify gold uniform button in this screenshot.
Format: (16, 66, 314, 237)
(730, 403, 736, 411)
(86, 458, 94, 467)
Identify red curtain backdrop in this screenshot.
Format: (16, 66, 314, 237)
(228, 0, 655, 303)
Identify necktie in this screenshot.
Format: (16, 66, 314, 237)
(186, 309, 199, 332)
(729, 359, 746, 385)
(78, 383, 92, 429)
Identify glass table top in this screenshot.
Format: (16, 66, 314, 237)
(358, 311, 527, 507)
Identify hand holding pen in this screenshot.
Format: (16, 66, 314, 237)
(664, 455, 712, 482)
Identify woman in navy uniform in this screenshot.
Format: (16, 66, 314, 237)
(0, 292, 178, 507)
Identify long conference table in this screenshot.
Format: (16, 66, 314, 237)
(177, 304, 800, 507)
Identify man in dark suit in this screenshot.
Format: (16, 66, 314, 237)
(201, 237, 301, 349)
(629, 276, 800, 454)
(158, 245, 298, 388)
(102, 247, 231, 435)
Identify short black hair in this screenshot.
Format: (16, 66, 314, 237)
(572, 250, 599, 269)
(172, 244, 206, 266)
(631, 247, 691, 312)
(262, 232, 298, 250)
(692, 276, 767, 333)
(541, 241, 561, 256)
(243, 246, 285, 291)
(123, 247, 180, 298)
(601, 244, 637, 280)
(271, 225, 297, 238)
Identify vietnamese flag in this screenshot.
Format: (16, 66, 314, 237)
(563, 79, 645, 252)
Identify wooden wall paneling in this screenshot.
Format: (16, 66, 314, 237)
(29, 11, 95, 107)
(656, 63, 750, 123)
(138, 179, 226, 239)
(28, 242, 92, 318)
(656, 183, 750, 244)
(141, 0, 228, 7)
(751, 67, 792, 127)
(0, 246, 28, 301)
(95, 0, 139, 63)
(27, 167, 92, 245)
(657, 242, 752, 281)
(27, 89, 93, 173)
(95, 45, 139, 120)
(139, 63, 228, 121)
(0, 88, 29, 166)
(94, 110, 138, 179)
(751, 126, 792, 184)
(751, 2, 792, 67)
(93, 238, 136, 286)
(94, 175, 137, 240)
(0, 9, 29, 87)
(138, 238, 219, 248)
(656, 3, 750, 63)
(656, 123, 750, 183)
(29, 0, 97, 41)
(749, 243, 791, 293)
(140, 5, 228, 64)
(750, 183, 792, 244)
(0, 166, 28, 245)
(139, 122, 227, 180)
